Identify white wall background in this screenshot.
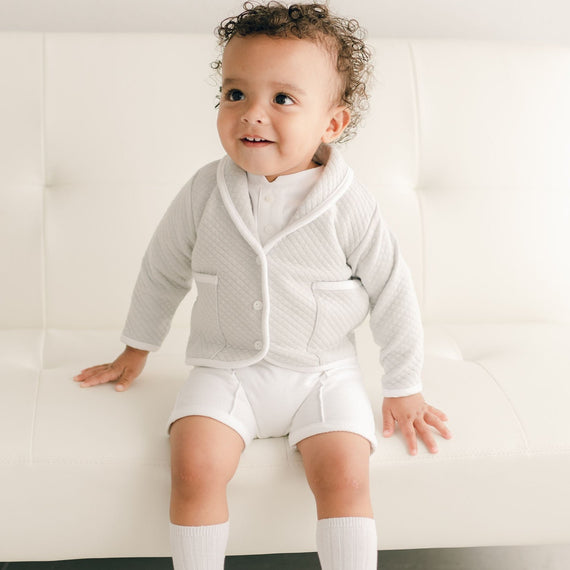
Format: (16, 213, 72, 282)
(0, 0, 569, 45)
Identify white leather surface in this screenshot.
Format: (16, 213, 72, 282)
(2, 325, 569, 559)
(0, 330, 44, 461)
(1, 33, 569, 560)
(0, 35, 44, 328)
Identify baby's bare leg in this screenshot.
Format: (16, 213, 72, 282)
(170, 415, 244, 526)
(298, 431, 373, 519)
(298, 431, 378, 570)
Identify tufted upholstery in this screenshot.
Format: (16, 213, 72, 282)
(1, 34, 569, 561)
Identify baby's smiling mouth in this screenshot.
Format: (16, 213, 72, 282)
(241, 136, 273, 145)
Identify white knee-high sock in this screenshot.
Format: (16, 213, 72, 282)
(170, 521, 229, 570)
(317, 517, 378, 570)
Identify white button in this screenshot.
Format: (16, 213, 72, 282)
(254, 341, 263, 350)
(264, 193, 272, 203)
(264, 224, 274, 235)
(253, 301, 263, 311)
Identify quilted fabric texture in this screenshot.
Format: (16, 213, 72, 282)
(121, 145, 423, 396)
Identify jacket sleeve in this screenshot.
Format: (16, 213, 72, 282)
(348, 203, 424, 397)
(120, 176, 196, 351)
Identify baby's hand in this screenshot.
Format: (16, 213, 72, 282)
(73, 346, 149, 392)
(382, 393, 451, 455)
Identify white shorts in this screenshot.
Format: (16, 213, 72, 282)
(167, 360, 378, 452)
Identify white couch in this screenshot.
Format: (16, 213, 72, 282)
(1, 33, 569, 562)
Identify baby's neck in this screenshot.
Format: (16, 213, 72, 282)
(265, 160, 322, 183)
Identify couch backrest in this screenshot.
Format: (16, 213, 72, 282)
(1, 34, 569, 329)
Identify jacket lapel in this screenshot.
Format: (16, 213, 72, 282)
(266, 145, 354, 250)
(216, 145, 354, 253)
(216, 156, 260, 249)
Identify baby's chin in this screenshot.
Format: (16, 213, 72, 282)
(225, 149, 319, 181)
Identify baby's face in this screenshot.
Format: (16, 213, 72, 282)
(217, 34, 349, 181)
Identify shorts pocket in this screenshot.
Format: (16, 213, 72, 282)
(307, 279, 370, 353)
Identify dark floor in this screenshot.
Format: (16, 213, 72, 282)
(0, 555, 320, 570)
(3, 545, 570, 570)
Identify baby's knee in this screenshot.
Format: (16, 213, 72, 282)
(310, 466, 369, 499)
(169, 416, 243, 495)
(172, 454, 227, 488)
(171, 449, 235, 495)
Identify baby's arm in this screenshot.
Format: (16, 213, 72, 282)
(74, 345, 148, 391)
(348, 203, 424, 395)
(121, 178, 196, 350)
(74, 177, 197, 390)
(347, 201, 451, 453)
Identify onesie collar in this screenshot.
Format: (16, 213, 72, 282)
(216, 144, 354, 251)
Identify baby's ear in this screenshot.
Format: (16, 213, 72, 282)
(322, 106, 351, 143)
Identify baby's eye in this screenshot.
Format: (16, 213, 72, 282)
(274, 93, 294, 106)
(226, 89, 245, 102)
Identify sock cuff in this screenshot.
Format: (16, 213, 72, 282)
(317, 516, 375, 530)
(316, 516, 378, 570)
(169, 520, 230, 538)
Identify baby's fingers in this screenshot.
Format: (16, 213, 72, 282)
(75, 364, 121, 388)
(425, 411, 453, 440)
(73, 364, 108, 383)
(401, 421, 418, 456)
(382, 411, 396, 437)
(114, 369, 137, 392)
(416, 419, 439, 454)
(427, 404, 448, 422)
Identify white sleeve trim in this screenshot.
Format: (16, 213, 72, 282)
(120, 335, 161, 352)
(382, 383, 423, 398)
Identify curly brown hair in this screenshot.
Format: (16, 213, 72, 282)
(213, 1, 372, 142)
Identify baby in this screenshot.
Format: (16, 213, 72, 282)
(74, 2, 451, 569)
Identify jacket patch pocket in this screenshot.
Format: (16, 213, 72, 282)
(307, 279, 370, 353)
(189, 272, 226, 356)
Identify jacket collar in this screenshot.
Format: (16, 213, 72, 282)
(287, 144, 353, 225)
(216, 144, 354, 251)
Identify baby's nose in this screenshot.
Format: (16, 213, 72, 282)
(241, 100, 268, 124)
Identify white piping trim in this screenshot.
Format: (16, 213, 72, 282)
(216, 158, 271, 357)
(120, 336, 161, 352)
(216, 157, 261, 254)
(263, 167, 354, 253)
(193, 272, 218, 285)
(318, 372, 327, 423)
(186, 354, 266, 369)
(263, 355, 359, 373)
(229, 371, 240, 416)
(312, 279, 362, 291)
